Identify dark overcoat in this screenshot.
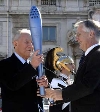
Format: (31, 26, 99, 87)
(62, 46, 100, 112)
(0, 53, 42, 112)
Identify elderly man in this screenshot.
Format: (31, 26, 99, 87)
(0, 29, 47, 112)
(39, 19, 100, 112)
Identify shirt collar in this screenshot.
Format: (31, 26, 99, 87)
(14, 52, 26, 64)
(85, 44, 99, 56)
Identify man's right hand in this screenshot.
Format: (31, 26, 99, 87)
(37, 88, 63, 102)
(30, 50, 44, 69)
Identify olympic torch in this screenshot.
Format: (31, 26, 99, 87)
(29, 6, 45, 95)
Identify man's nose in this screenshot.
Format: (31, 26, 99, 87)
(75, 35, 78, 41)
(28, 43, 33, 47)
(76, 36, 80, 44)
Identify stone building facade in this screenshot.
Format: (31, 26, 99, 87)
(0, 0, 100, 111)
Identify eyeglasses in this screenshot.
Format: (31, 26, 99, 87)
(75, 33, 81, 37)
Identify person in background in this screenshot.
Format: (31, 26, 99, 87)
(0, 29, 47, 112)
(38, 19, 100, 112)
(44, 47, 75, 112)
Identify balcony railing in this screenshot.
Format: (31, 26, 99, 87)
(89, 0, 100, 6)
(41, 0, 56, 5)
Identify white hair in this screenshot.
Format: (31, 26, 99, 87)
(82, 25, 90, 32)
(74, 19, 100, 40)
(12, 29, 31, 42)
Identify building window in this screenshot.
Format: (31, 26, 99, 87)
(89, 0, 100, 6)
(19, 0, 31, 6)
(41, 0, 56, 5)
(43, 26, 56, 41)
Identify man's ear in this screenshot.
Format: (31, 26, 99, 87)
(89, 31, 95, 39)
(12, 40, 18, 49)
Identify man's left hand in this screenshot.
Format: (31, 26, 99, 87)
(36, 75, 48, 87)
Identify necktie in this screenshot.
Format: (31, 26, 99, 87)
(79, 53, 85, 65)
(24, 61, 28, 66)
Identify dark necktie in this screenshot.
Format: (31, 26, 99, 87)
(79, 53, 85, 65)
(24, 61, 28, 66)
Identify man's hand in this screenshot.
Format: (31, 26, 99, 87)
(36, 75, 48, 87)
(45, 88, 63, 101)
(37, 88, 63, 102)
(30, 50, 44, 68)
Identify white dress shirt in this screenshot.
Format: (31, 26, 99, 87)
(85, 44, 99, 56)
(14, 52, 30, 64)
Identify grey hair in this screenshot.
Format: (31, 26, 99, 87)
(74, 19, 100, 40)
(12, 29, 31, 42)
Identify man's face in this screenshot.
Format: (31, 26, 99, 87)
(75, 24, 90, 51)
(14, 33, 33, 60)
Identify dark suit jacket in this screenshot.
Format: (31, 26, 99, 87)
(0, 53, 42, 112)
(62, 45, 100, 112)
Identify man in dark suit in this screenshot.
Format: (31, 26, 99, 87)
(0, 29, 46, 112)
(41, 19, 100, 112)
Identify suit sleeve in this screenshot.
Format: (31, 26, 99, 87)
(62, 52, 100, 102)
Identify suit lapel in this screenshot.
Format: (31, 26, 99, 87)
(11, 53, 24, 70)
